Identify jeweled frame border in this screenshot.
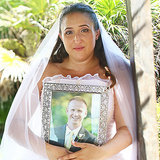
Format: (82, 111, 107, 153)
(41, 82, 109, 145)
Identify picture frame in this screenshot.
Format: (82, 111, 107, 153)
(41, 82, 110, 151)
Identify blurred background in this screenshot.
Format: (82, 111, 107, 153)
(0, 0, 159, 146)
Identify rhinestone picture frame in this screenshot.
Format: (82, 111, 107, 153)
(41, 82, 109, 147)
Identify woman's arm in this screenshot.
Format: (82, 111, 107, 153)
(97, 91, 132, 158)
(57, 91, 132, 160)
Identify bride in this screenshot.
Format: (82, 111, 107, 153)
(0, 3, 137, 160)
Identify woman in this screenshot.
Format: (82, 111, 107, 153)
(0, 3, 137, 160)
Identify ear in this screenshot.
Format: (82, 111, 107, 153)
(95, 29, 100, 40)
(66, 107, 68, 113)
(84, 109, 87, 118)
(84, 112, 87, 118)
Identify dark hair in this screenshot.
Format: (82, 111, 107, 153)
(50, 3, 116, 88)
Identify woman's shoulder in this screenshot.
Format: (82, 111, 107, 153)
(38, 62, 61, 94)
(43, 62, 61, 76)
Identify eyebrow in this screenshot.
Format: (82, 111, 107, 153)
(79, 24, 90, 28)
(64, 24, 90, 31)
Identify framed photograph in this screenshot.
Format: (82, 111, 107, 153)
(42, 82, 110, 152)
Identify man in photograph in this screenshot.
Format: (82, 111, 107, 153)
(49, 96, 98, 152)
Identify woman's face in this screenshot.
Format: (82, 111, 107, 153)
(59, 12, 99, 62)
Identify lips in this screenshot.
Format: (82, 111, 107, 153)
(73, 46, 84, 51)
(72, 116, 80, 121)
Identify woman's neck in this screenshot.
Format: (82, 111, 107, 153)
(53, 55, 106, 78)
(62, 56, 99, 73)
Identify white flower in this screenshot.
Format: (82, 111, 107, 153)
(78, 134, 85, 139)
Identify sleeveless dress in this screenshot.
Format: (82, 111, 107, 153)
(28, 74, 124, 160)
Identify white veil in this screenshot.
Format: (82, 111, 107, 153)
(0, 10, 137, 160)
(99, 22, 137, 159)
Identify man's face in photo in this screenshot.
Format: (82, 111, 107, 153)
(67, 100, 87, 129)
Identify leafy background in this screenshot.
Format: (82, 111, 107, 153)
(0, 0, 159, 149)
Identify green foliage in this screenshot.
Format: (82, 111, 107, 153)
(0, 0, 65, 56)
(89, 0, 128, 54)
(0, 0, 25, 10)
(151, 0, 160, 99)
(0, 39, 26, 57)
(82, 117, 92, 133)
(0, 96, 14, 143)
(156, 98, 160, 152)
(151, 0, 160, 48)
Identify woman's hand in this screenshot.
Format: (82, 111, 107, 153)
(46, 143, 70, 160)
(57, 142, 106, 160)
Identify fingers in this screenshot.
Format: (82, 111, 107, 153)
(58, 142, 91, 160)
(66, 150, 73, 154)
(72, 141, 88, 148)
